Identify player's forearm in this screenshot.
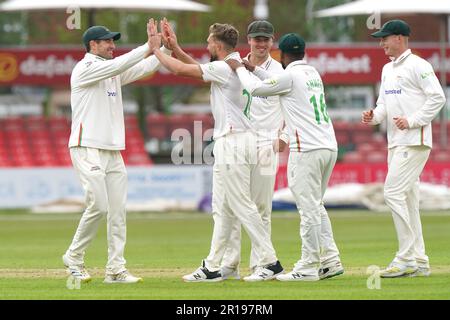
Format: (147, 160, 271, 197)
(154, 48, 185, 74)
(407, 93, 446, 128)
(154, 48, 202, 78)
(75, 44, 149, 87)
(253, 66, 272, 80)
(120, 46, 172, 85)
(237, 67, 291, 97)
(371, 104, 386, 125)
(236, 67, 263, 96)
(172, 46, 199, 65)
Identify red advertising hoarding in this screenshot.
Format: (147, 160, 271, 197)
(1, 45, 449, 86)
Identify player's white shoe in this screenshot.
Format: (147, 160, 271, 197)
(104, 270, 143, 284)
(276, 271, 319, 282)
(380, 261, 418, 278)
(182, 261, 223, 282)
(221, 266, 240, 280)
(408, 266, 431, 277)
(62, 254, 91, 283)
(319, 262, 345, 280)
(243, 260, 283, 282)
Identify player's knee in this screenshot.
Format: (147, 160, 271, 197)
(383, 187, 401, 204)
(86, 199, 108, 215)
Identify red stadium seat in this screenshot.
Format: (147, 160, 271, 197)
(357, 142, 377, 153)
(190, 113, 214, 136)
(430, 149, 450, 162)
(351, 133, 373, 145)
(168, 114, 194, 135)
(125, 115, 140, 130)
(335, 132, 350, 146)
(24, 116, 47, 131)
(147, 113, 169, 140)
(2, 117, 25, 131)
(333, 120, 352, 132)
(49, 117, 71, 131)
(126, 153, 152, 165)
(366, 151, 387, 163)
(342, 151, 365, 163)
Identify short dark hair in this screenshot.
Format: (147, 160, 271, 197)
(85, 39, 101, 52)
(285, 51, 305, 61)
(209, 23, 239, 49)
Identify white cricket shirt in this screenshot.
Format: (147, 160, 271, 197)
(200, 52, 253, 139)
(244, 54, 287, 147)
(372, 49, 446, 149)
(69, 44, 170, 150)
(236, 60, 337, 152)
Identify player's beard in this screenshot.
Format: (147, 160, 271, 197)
(210, 54, 218, 62)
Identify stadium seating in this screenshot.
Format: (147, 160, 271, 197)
(0, 116, 448, 167)
(0, 115, 152, 167)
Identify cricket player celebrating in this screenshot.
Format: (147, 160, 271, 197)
(227, 33, 343, 281)
(148, 18, 283, 282)
(63, 22, 171, 283)
(221, 20, 287, 279)
(362, 20, 446, 278)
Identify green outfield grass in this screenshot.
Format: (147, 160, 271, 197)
(0, 210, 449, 300)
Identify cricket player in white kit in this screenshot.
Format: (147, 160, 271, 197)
(63, 23, 171, 283)
(148, 19, 283, 282)
(362, 20, 446, 278)
(221, 20, 287, 279)
(227, 33, 343, 282)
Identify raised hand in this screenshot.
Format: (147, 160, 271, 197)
(273, 138, 287, 153)
(161, 17, 178, 50)
(242, 59, 255, 72)
(147, 18, 161, 54)
(226, 59, 244, 71)
(393, 116, 410, 130)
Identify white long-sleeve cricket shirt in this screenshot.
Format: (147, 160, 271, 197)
(372, 49, 446, 149)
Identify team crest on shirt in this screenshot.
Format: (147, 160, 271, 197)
(420, 71, 433, 80)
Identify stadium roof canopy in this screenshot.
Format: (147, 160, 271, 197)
(0, 0, 210, 13)
(314, 0, 450, 17)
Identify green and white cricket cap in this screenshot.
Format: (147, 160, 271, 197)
(82, 26, 121, 47)
(278, 33, 305, 54)
(247, 20, 274, 38)
(371, 20, 411, 38)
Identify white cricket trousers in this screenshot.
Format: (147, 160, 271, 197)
(221, 144, 278, 271)
(288, 149, 340, 276)
(64, 147, 128, 275)
(204, 132, 278, 271)
(384, 145, 431, 267)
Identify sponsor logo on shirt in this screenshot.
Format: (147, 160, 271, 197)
(385, 89, 402, 95)
(107, 91, 117, 97)
(420, 71, 434, 80)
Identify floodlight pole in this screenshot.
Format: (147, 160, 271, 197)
(88, 9, 96, 27)
(254, 0, 269, 20)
